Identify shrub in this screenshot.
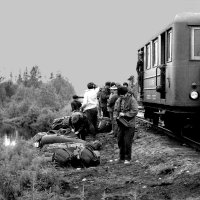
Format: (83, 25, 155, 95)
(0, 123, 15, 137)
(29, 108, 57, 133)
(36, 84, 60, 111)
(6, 101, 20, 118)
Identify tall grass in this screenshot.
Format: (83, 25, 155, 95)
(0, 138, 71, 200)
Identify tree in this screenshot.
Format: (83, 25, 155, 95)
(9, 72, 13, 81)
(17, 73, 23, 85)
(0, 84, 6, 107)
(50, 74, 75, 106)
(0, 74, 5, 83)
(0, 81, 17, 106)
(36, 84, 60, 110)
(23, 67, 29, 87)
(50, 72, 54, 80)
(28, 66, 42, 88)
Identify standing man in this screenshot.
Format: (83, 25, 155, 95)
(81, 82, 99, 137)
(98, 81, 111, 118)
(127, 75, 138, 99)
(107, 85, 119, 135)
(136, 51, 144, 97)
(71, 95, 82, 112)
(114, 86, 138, 164)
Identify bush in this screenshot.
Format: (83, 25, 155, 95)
(36, 84, 60, 111)
(0, 123, 15, 137)
(6, 101, 20, 118)
(30, 108, 57, 133)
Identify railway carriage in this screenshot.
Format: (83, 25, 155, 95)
(137, 13, 200, 142)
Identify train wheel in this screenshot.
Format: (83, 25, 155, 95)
(144, 107, 159, 125)
(164, 111, 180, 134)
(152, 114, 159, 126)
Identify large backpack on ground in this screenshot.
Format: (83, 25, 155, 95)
(98, 117, 112, 133)
(79, 145, 100, 168)
(52, 145, 100, 168)
(52, 148, 75, 167)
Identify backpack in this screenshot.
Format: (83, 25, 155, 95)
(52, 148, 74, 167)
(79, 146, 100, 168)
(52, 145, 100, 168)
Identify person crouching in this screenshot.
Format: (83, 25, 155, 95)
(69, 112, 95, 140)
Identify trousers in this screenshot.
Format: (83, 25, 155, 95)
(84, 107, 98, 135)
(117, 125, 135, 161)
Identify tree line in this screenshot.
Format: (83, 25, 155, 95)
(0, 66, 75, 138)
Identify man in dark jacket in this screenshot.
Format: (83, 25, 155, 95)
(69, 111, 95, 140)
(98, 81, 111, 118)
(136, 51, 144, 95)
(71, 95, 82, 112)
(114, 86, 138, 164)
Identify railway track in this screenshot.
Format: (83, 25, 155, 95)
(136, 111, 200, 151)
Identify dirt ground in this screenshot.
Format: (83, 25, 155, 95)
(53, 120, 200, 200)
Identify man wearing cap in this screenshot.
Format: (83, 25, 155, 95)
(114, 86, 138, 165)
(71, 95, 82, 112)
(81, 82, 100, 137)
(107, 85, 119, 135)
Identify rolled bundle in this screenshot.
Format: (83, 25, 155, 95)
(40, 134, 86, 147)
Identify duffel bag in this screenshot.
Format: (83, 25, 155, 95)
(40, 134, 86, 147)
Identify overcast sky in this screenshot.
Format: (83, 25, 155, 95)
(0, 0, 200, 95)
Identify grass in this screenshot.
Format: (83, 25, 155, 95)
(0, 138, 64, 200)
(0, 138, 101, 200)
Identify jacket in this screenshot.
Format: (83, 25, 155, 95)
(71, 100, 82, 112)
(113, 94, 138, 127)
(98, 87, 110, 108)
(107, 93, 119, 112)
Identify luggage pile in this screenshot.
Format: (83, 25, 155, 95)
(32, 115, 102, 168)
(50, 116, 73, 136)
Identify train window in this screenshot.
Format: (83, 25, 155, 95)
(167, 29, 172, 62)
(161, 32, 165, 64)
(191, 27, 200, 60)
(146, 43, 151, 69)
(152, 39, 158, 67)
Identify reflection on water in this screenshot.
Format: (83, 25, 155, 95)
(0, 124, 20, 146)
(4, 134, 16, 146)
(1, 123, 34, 146)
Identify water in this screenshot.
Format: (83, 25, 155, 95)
(4, 133, 17, 146)
(0, 123, 32, 146)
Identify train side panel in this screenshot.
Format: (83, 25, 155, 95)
(142, 13, 200, 110)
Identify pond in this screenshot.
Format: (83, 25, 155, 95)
(0, 123, 33, 146)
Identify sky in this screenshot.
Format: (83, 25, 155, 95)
(0, 0, 200, 95)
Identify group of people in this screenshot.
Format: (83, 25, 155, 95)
(70, 78, 139, 165)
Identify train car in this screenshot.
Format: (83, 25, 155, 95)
(137, 12, 200, 143)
